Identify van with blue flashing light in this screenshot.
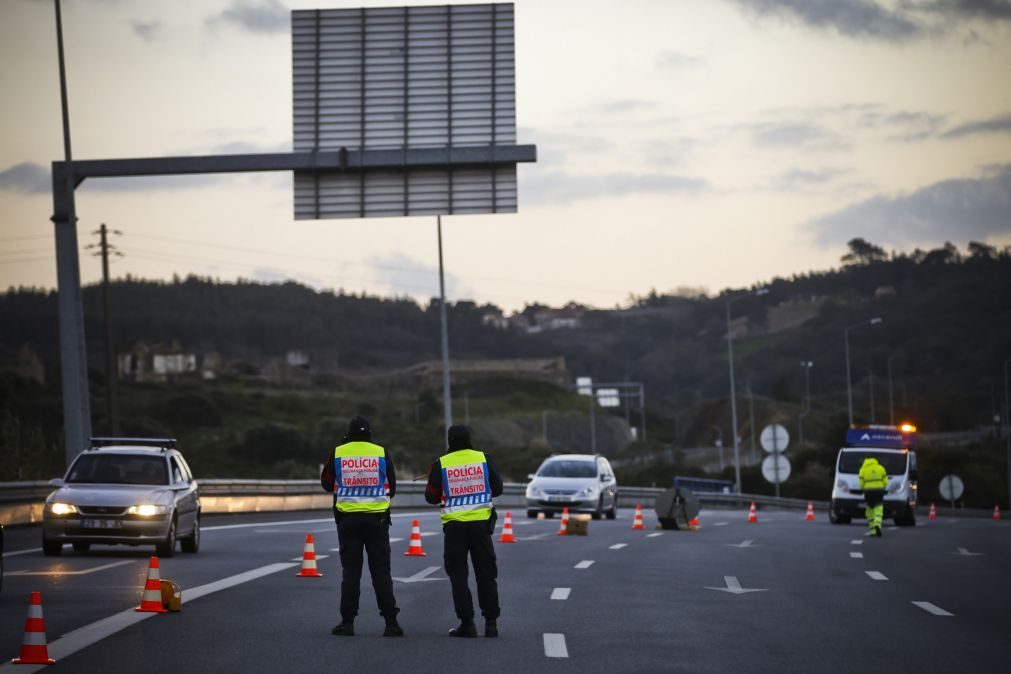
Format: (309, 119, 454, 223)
(830, 424, 918, 526)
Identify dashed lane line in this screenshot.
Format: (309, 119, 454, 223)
(713, 522, 729, 527)
(574, 560, 594, 569)
(912, 601, 954, 617)
(543, 633, 569, 658)
(647, 533, 663, 538)
(851, 540, 863, 545)
(0, 561, 300, 674)
(850, 552, 864, 559)
(609, 543, 628, 550)
(289, 554, 330, 562)
(2, 547, 42, 558)
(6, 560, 135, 577)
(551, 588, 571, 600)
(866, 571, 888, 581)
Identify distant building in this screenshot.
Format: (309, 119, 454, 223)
(529, 306, 583, 333)
(119, 342, 197, 382)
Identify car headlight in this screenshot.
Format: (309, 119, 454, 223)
(835, 480, 849, 493)
(48, 502, 78, 516)
(127, 504, 168, 517)
(577, 486, 597, 498)
(526, 486, 541, 498)
(887, 481, 902, 494)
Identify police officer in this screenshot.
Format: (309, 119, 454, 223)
(424, 425, 504, 638)
(858, 456, 888, 537)
(320, 416, 403, 636)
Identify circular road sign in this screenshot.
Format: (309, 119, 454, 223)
(938, 475, 964, 502)
(762, 454, 791, 484)
(760, 424, 790, 454)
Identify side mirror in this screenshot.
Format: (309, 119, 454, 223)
(599, 474, 607, 482)
(49, 478, 65, 488)
(527, 473, 536, 480)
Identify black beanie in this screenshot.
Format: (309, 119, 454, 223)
(348, 416, 371, 440)
(447, 425, 472, 451)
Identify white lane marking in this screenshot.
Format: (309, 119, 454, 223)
(713, 522, 729, 527)
(574, 560, 594, 569)
(946, 519, 958, 524)
(393, 566, 444, 583)
(609, 543, 628, 550)
(518, 532, 551, 541)
(851, 540, 863, 545)
(514, 521, 533, 526)
(850, 552, 864, 559)
(0, 561, 299, 673)
(866, 571, 888, 581)
(289, 554, 330, 562)
(705, 576, 768, 594)
(420, 532, 439, 537)
(912, 601, 954, 617)
(2, 547, 42, 558)
(389, 537, 405, 543)
(550, 587, 571, 600)
(6, 560, 135, 577)
(727, 539, 756, 548)
(329, 547, 341, 552)
(647, 532, 663, 538)
(543, 633, 569, 658)
(954, 547, 983, 556)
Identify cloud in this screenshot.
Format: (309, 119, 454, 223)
(131, 19, 162, 42)
(908, 0, 1011, 21)
(729, 0, 923, 41)
(750, 121, 849, 150)
(940, 112, 1011, 139)
(770, 166, 850, 191)
(856, 109, 948, 141)
(810, 163, 1011, 245)
(366, 253, 468, 299)
(592, 99, 658, 115)
(524, 171, 710, 205)
(0, 162, 50, 194)
(207, 0, 288, 34)
(656, 50, 705, 68)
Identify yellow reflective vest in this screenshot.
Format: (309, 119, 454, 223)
(333, 441, 390, 513)
(858, 458, 888, 491)
(439, 449, 492, 524)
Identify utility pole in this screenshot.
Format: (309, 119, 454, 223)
(747, 380, 756, 465)
(436, 215, 452, 433)
(799, 361, 813, 447)
(888, 356, 894, 426)
(88, 224, 122, 434)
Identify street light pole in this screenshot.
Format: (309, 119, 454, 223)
(864, 367, 875, 424)
(726, 288, 769, 494)
(437, 215, 452, 433)
(844, 317, 882, 426)
(1004, 359, 1009, 513)
(888, 356, 895, 426)
(799, 361, 813, 447)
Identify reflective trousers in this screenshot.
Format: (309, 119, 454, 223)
(864, 489, 885, 530)
(443, 519, 500, 622)
(335, 511, 399, 623)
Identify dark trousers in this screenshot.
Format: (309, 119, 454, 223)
(443, 519, 500, 622)
(335, 511, 399, 623)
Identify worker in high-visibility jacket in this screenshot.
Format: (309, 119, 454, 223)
(320, 416, 402, 637)
(424, 425, 504, 638)
(858, 456, 889, 537)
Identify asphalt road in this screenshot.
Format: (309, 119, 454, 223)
(1, 507, 1008, 673)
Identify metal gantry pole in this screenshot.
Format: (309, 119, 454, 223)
(53, 0, 92, 466)
(436, 215, 453, 432)
(726, 301, 742, 494)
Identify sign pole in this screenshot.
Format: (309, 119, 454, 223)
(773, 427, 780, 498)
(437, 215, 452, 433)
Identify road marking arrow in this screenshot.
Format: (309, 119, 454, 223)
(705, 576, 768, 594)
(393, 566, 444, 583)
(727, 539, 757, 548)
(954, 547, 983, 556)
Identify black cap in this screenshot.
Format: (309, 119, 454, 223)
(447, 425, 472, 451)
(348, 416, 371, 439)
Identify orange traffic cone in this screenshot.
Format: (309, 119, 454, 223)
(805, 502, 815, 521)
(632, 504, 645, 530)
(747, 502, 758, 523)
(135, 556, 168, 613)
(11, 591, 55, 665)
(928, 503, 937, 520)
(498, 512, 517, 543)
(296, 533, 323, 577)
(994, 505, 1001, 521)
(688, 515, 700, 528)
(557, 507, 570, 536)
(405, 519, 427, 556)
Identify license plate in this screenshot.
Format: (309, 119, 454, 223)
(82, 519, 122, 529)
(547, 496, 570, 503)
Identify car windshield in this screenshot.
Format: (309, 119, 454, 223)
(838, 450, 907, 475)
(67, 454, 169, 485)
(537, 460, 597, 478)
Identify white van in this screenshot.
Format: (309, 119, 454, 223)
(830, 446, 918, 526)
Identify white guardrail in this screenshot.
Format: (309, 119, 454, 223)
(0, 479, 829, 527)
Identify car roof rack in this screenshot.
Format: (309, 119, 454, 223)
(89, 437, 176, 452)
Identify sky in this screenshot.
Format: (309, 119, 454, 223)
(1, 0, 1009, 312)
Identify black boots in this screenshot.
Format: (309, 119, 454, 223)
(484, 620, 498, 638)
(384, 621, 404, 637)
(331, 621, 354, 636)
(448, 621, 478, 638)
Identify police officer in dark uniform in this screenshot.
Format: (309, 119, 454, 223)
(320, 416, 403, 637)
(424, 425, 504, 638)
